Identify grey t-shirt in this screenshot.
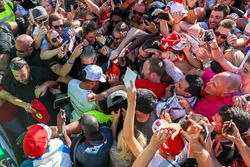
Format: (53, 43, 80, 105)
(134, 112, 158, 143)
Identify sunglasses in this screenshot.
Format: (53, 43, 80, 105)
(52, 24, 64, 29)
(214, 31, 227, 39)
(9, 62, 27, 70)
(133, 10, 143, 16)
(51, 36, 61, 43)
(35, 18, 48, 25)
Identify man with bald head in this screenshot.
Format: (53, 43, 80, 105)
(15, 34, 49, 67)
(182, 72, 242, 121)
(71, 114, 112, 167)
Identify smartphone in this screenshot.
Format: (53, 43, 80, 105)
(224, 119, 233, 133)
(203, 125, 209, 143)
(160, 93, 176, 115)
(158, 12, 170, 21)
(54, 96, 71, 110)
(202, 30, 215, 42)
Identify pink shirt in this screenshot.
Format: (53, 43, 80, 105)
(194, 94, 233, 122)
(195, 68, 233, 122)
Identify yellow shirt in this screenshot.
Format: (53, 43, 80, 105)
(0, 0, 15, 23)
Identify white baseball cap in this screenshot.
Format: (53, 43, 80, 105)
(83, 65, 106, 82)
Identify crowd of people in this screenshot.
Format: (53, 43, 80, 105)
(0, 0, 250, 166)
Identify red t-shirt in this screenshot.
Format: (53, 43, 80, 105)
(135, 79, 168, 100)
(0, 85, 18, 123)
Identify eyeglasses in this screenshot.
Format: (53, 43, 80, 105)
(133, 10, 143, 16)
(214, 31, 227, 39)
(35, 18, 48, 25)
(51, 36, 61, 43)
(52, 24, 64, 29)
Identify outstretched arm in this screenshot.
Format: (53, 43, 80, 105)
(123, 82, 144, 157)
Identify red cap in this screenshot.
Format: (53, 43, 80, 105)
(31, 99, 51, 124)
(23, 124, 51, 159)
(107, 62, 121, 76)
(175, 0, 183, 4)
(160, 31, 187, 51)
(160, 134, 185, 156)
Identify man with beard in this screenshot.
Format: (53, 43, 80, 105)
(42, 30, 83, 77)
(1, 57, 59, 126)
(40, 12, 71, 60)
(130, 2, 145, 29)
(135, 57, 168, 100)
(199, 4, 230, 30)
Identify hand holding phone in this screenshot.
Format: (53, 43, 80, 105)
(224, 119, 233, 133)
(202, 29, 215, 42)
(202, 125, 209, 143)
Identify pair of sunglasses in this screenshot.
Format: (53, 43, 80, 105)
(36, 18, 48, 25)
(53, 24, 64, 29)
(51, 36, 61, 43)
(214, 31, 227, 39)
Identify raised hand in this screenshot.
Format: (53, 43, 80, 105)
(222, 121, 241, 143)
(71, 43, 84, 58)
(127, 80, 136, 106)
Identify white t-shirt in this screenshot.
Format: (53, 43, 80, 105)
(148, 151, 180, 167)
(68, 79, 96, 122)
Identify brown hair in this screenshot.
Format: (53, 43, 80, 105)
(48, 12, 62, 26)
(148, 57, 165, 77)
(218, 19, 236, 32)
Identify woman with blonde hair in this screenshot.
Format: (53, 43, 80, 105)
(224, 49, 244, 67)
(110, 129, 147, 167)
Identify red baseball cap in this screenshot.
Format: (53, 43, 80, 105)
(31, 99, 51, 124)
(23, 124, 51, 159)
(160, 134, 186, 156)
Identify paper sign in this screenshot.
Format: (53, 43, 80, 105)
(123, 67, 137, 88)
(240, 51, 250, 69)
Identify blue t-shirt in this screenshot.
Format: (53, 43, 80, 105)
(76, 127, 113, 167)
(41, 27, 71, 49)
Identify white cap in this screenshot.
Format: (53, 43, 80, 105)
(167, 1, 188, 15)
(83, 65, 106, 82)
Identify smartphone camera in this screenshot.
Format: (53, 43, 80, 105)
(202, 30, 214, 42)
